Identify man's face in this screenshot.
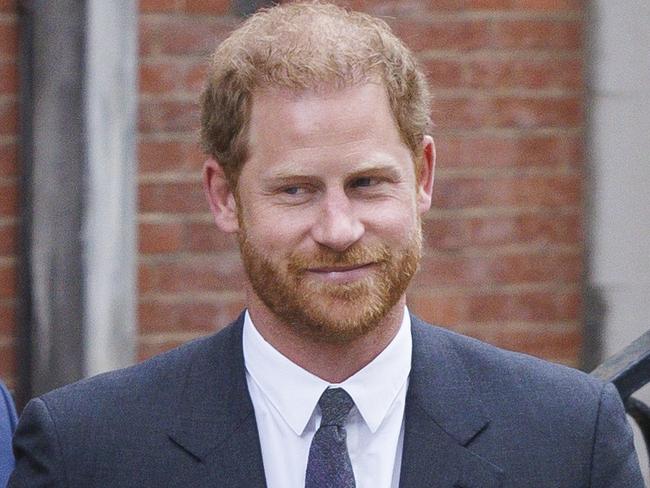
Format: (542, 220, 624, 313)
(226, 83, 433, 343)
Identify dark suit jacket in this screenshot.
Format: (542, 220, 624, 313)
(9, 314, 644, 487)
(1, 380, 18, 487)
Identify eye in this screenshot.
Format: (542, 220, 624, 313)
(282, 185, 307, 195)
(351, 177, 379, 188)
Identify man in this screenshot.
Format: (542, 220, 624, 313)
(10, 2, 643, 487)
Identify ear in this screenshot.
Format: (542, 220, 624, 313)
(203, 158, 239, 233)
(416, 135, 435, 215)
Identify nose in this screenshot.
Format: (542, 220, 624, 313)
(310, 190, 364, 252)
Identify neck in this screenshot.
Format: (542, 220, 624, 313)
(245, 291, 405, 383)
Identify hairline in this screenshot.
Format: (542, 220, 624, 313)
(228, 79, 423, 192)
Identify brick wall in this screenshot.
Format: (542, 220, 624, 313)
(138, 0, 243, 361)
(0, 0, 586, 392)
(394, 3, 584, 366)
(0, 0, 18, 390)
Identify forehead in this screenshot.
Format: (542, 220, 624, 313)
(245, 83, 408, 169)
(241, 84, 417, 182)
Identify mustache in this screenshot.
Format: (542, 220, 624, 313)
(287, 244, 391, 272)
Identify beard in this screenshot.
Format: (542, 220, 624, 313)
(237, 222, 422, 344)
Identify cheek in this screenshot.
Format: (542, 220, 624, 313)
(242, 209, 310, 251)
(362, 201, 419, 238)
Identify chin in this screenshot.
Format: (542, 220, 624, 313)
(282, 296, 399, 344)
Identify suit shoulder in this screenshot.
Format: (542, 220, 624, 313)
(38, 320, 241, 416)
(412, 317, 605, 404)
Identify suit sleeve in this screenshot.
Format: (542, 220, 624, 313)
(589, 382, 645, 487)
(8, 397, 68, 487)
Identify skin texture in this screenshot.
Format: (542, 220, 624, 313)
(204, 83, 435, 382)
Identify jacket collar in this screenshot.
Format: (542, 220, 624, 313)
(399, 315, 504, 488)
(167, 312, 267, 487)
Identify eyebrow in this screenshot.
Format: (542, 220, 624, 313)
(264, 162, 404, 182)
(345, 165, 403, 181)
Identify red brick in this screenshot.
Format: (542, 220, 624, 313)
(138, 18, 157, 56)
(0, 341, 16, 378)
(186, 221, 238, 252)
(139, 221, 185, 254)
(0, 0, 17, 12)
(435, 134, 583, 169)
(138, 298, 244, 333)
(0, 100, 18, 135)
(448, 0, 510, 8)
(436, 96, 582, 131)
(0, 301, 15, 335)
(390, 19, 492, 52)
(183, 0, 231, 15)
(139, 0, 180, 13)
(0, 221, 17, 256)
(0, 263, 16, 298)
(139, 17, 236, 57)
(433, 97, 495, 130)
(494, 97, 582, 128)
(0, 21, 17, 58)
(0, 61, 17, 94)
(465, 57, 582, 90)
(440, 0, 583, 10)
(139, 140, 204, 173)
(507, 0, 583, 11)
(407, 292, 467, 326)
(186, 62, 210, 92)
(137, 301, 199, 333)
(420, 58, 464, 89)
(138, 257, 244, 294)
(467, 290, 581, 322)
(424, 212, 581, 250)
(343, 0, 430, 16)
(423, 218, 471, 251)
(0, 181, 18, 216)
(138, 100, 199, 134)
(411, 253, 465, 288)
(432, 174, 581, 209)
(138, 338, 189, 361)
(0, 142, 18, 176)
(476, 252, 583, 286)
(386, 0, 583, 11)
(139, 60, 207, 96)
(139, 62, 177, 95)
(138, 181, 207, 214)
(504, 328, 582, 362)
(463, 322, 582, 362)
(510, 213, 582, 244)
(492, 19, 583, 50)
(138, 262, 158, 295)
(414, 251, 581, 288)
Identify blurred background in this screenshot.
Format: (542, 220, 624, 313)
(0, 1, 648, 468)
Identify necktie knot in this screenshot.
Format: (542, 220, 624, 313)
(318, 387, 354, 427)
(306, 387, 356, 487)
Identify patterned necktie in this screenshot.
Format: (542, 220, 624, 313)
(305, 387, 356, 488)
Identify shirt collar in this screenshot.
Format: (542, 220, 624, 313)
(243, 307, 412, 436)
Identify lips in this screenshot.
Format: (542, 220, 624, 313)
(308, 263, 373, 273)
(305, 263, 376, 284)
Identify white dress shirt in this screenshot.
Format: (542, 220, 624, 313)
(243, 307, 412, 488)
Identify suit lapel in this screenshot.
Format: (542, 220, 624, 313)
(399, 317, 504, 488)
(167, 313, 267, 487)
